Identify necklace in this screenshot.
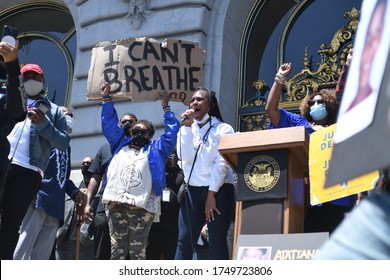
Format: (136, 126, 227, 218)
(310, 123, 328, 131)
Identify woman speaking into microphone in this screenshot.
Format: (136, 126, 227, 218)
(175, 87, 236, 260)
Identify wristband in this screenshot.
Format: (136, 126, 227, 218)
(163, 105, 171, 113)
(102, 95, 111, 102)
(274, 73, 286, 85)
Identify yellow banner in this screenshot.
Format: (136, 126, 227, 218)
(309, 124, 379, 205)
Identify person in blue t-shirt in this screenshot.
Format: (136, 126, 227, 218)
(265, 62, 356, 234)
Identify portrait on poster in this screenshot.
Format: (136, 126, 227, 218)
(237, 246, 272, 260)
(335, 0, 390, 143)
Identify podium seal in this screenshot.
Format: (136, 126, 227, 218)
(244, 155, 280, 192)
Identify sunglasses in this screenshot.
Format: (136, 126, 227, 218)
(23, 73, 43, 82)
(121, 119, 135, 126)
(131, 129, 151, 137)
(308, 99, 325, 106)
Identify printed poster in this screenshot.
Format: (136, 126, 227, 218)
(325, 0, 390, 187)
(335, 0, 390, 143)
(309, 124, 379, 205)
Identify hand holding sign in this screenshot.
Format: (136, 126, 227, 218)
(101, 82, 111, 97)
(156, 90, 170, 108)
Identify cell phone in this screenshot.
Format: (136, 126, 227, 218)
(1, 25, 19, 47)
(37, 103, 48, 114)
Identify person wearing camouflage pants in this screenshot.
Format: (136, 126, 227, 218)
(100, 84, 179, 260)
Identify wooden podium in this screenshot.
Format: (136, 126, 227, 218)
(218, 126, 309, 255)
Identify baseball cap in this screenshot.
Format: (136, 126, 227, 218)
(20, 64, 44, 75)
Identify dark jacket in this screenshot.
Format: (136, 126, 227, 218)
(0, 58, 25, 172)
(35, 147, 79, 222)
(151, 166, 184, 233)
(25, 95, 70, 171)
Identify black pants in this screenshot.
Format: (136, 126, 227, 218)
(93, 211, 111, 260)
(0, 164, 41, 259)
(146, 229, 178, 260)
(0, 168, 7, 208)
(304, 202, 353, 234)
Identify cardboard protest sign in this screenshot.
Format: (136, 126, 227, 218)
(87, 37, 205, 105)
(326, 0, 390, 187)
(310, 124, 379, 205)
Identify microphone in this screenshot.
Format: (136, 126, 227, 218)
(181, 109, 194, 123)
(181, 115, 189, 123)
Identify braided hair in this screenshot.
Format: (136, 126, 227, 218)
(194, 87, 224, 122)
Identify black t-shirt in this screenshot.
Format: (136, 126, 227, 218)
(88, 143, 112, 213)
(88, 142, 111, 176)
(150, 166, 184, 233)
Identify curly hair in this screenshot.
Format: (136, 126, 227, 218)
(300, 89, 338, 125)
(131, 119, 155, 137)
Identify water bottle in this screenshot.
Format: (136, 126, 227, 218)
(80, 222, 90, 235)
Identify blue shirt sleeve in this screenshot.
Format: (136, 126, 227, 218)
(268, 108, 314, 135)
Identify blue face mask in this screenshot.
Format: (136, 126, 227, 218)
(309, 104, 328, 121)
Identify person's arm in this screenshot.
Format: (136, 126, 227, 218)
(84, 174, 102, 220)
(35, 106, 70, 151)
(64, 153, 80, 198)
(65, 179, 86, 208)
(156, 91, 180, 158)
(208, 124, 235, 193)
(177, 125, 195, 162)
(205, 123, 235, 221)
(0, 41, 25, 120)
(265, 63, 292, 127)
(100, 82, 124, 152)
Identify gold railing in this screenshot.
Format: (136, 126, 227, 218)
(239, 7, 359, 132)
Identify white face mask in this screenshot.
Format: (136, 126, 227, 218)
(23, 79, 43, 96)
(195, 112, 211, 125)
(309, 104, 328, 121)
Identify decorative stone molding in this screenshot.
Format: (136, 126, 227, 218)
(125, 0, 152, 30)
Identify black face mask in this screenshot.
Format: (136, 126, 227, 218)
(81, 165, 92, 176)
(122, 121, 133, 137)
(131, 136, 150, 148)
